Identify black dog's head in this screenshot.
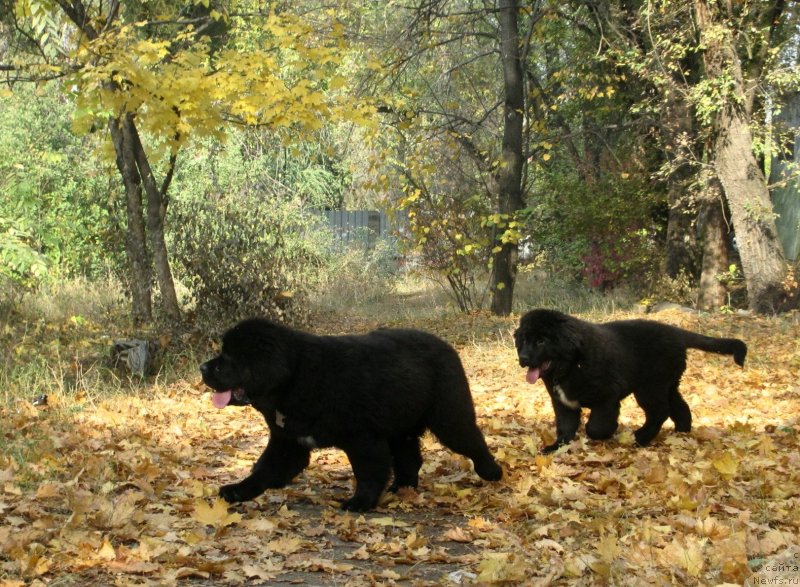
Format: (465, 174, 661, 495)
(200, 318, 294, 409)
(514, 309, 583, 384)
(200, 352, 251, 408)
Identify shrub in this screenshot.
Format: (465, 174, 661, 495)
(0, 217, 49, 287)
(169, 195, 322, 330)
(525, 174, 664, 290)
(311, 235, 402, 311)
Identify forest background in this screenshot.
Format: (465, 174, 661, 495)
(0, 1, 799, 586)
(1, 0, 799, 324)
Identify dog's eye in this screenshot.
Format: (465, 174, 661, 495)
(536, 338, 546, 346)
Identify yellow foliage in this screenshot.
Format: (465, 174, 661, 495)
(47, 9, 376, 155)
(192, 498, 242, 528)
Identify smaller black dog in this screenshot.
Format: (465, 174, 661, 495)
(514, 309, 747, 452)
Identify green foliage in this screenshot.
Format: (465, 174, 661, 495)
(644, 270, 698, 307)
(170, 127, 352, 210)
(526, 173, 663, 289)
(0, 217, 49, 286)
(169, 194, 321, 329)
(0, 85, 123, 284)
(391, 137, 494, 312)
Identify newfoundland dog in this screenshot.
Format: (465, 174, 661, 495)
(200, 318, 502, 512)
(514, 309, 747, 452)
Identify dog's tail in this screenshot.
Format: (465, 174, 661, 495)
(683, 331, 747, 367)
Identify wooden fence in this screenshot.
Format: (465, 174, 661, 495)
(316, 210, 395, 248)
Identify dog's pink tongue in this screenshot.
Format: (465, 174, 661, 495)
(212, 391, 232, 409)
(526, 367, 540, 384)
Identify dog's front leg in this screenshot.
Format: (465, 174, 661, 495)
(543, 391, 581, 453)
(220, 434, 310, 502)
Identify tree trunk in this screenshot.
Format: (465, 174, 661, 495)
(490, 0, 526, 316)
(128, 121, 181, 321)
(694, 0, 793, 313)
(697, 185, 729, 310)
(711, 109, 789, 311)
(109, 115, 152, 325)
(662, 87, 699, 279)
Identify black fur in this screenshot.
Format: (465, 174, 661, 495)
(514, 309, 747, 452)
(200, 318, 502, 512)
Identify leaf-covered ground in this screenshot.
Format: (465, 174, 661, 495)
(1, 309, 798, 586)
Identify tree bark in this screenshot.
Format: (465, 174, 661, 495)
(662, 87, 699, 279)
(694, 0, 793, 313)
(56, 1, 172, 323)
(490, 0, 526, 316)
(109, 115, 152, 325)
(697, 182, 729, 310)
(128, 121, 181, 321)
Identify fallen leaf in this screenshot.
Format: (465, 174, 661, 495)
(192, 499, 242, 528)
(443, 526, 473, 543)
(477, 552, 527, 583)
(713, 453, 739, 478)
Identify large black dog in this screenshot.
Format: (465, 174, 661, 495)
(514, 309, 747, 452)
(200, 318, 502, 512)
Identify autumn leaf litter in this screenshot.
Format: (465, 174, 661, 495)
(0, 310, 798, 586)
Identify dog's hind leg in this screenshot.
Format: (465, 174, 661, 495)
(585, 402, 620, 441)
(340, 439, 393, 512)
(428, 419, 503, 481)
(388, 434, 423, 491)
(668, 385, 692, 432)
(633, 388, 671, 446)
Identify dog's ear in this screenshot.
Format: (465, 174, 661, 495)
(557, 319, 585, 359)
(222, 322, 295, 393)
(248, 358, 292, 390)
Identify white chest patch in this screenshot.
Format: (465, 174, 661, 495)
(555, 384, 581, 409)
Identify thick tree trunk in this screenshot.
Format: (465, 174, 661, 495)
(490, 0, 526, 316)
(712, 110, 788, 311)
(694, 0, 793, 313)
(109, 116, 152, 325)
(128, 121, 181, 321)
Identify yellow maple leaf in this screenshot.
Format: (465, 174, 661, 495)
(96, 538, 117, 561)
(266, 536, 303, 555)
(596, 534, 621, 562)
(192, 498, 241, 527)
(477, 552, 527, 583)
(368, 516, 409, 527)
(661, 536, 706, 577)
(712, 452, 739, 478)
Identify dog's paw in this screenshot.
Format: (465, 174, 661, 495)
(633, 429, 655, 447)
(388, 481, 417, 493)
(220, 481, 260, 503)
(542, 438, 572, 453)
(340, 494, 378, 512)
(475, 460, 503, 481)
